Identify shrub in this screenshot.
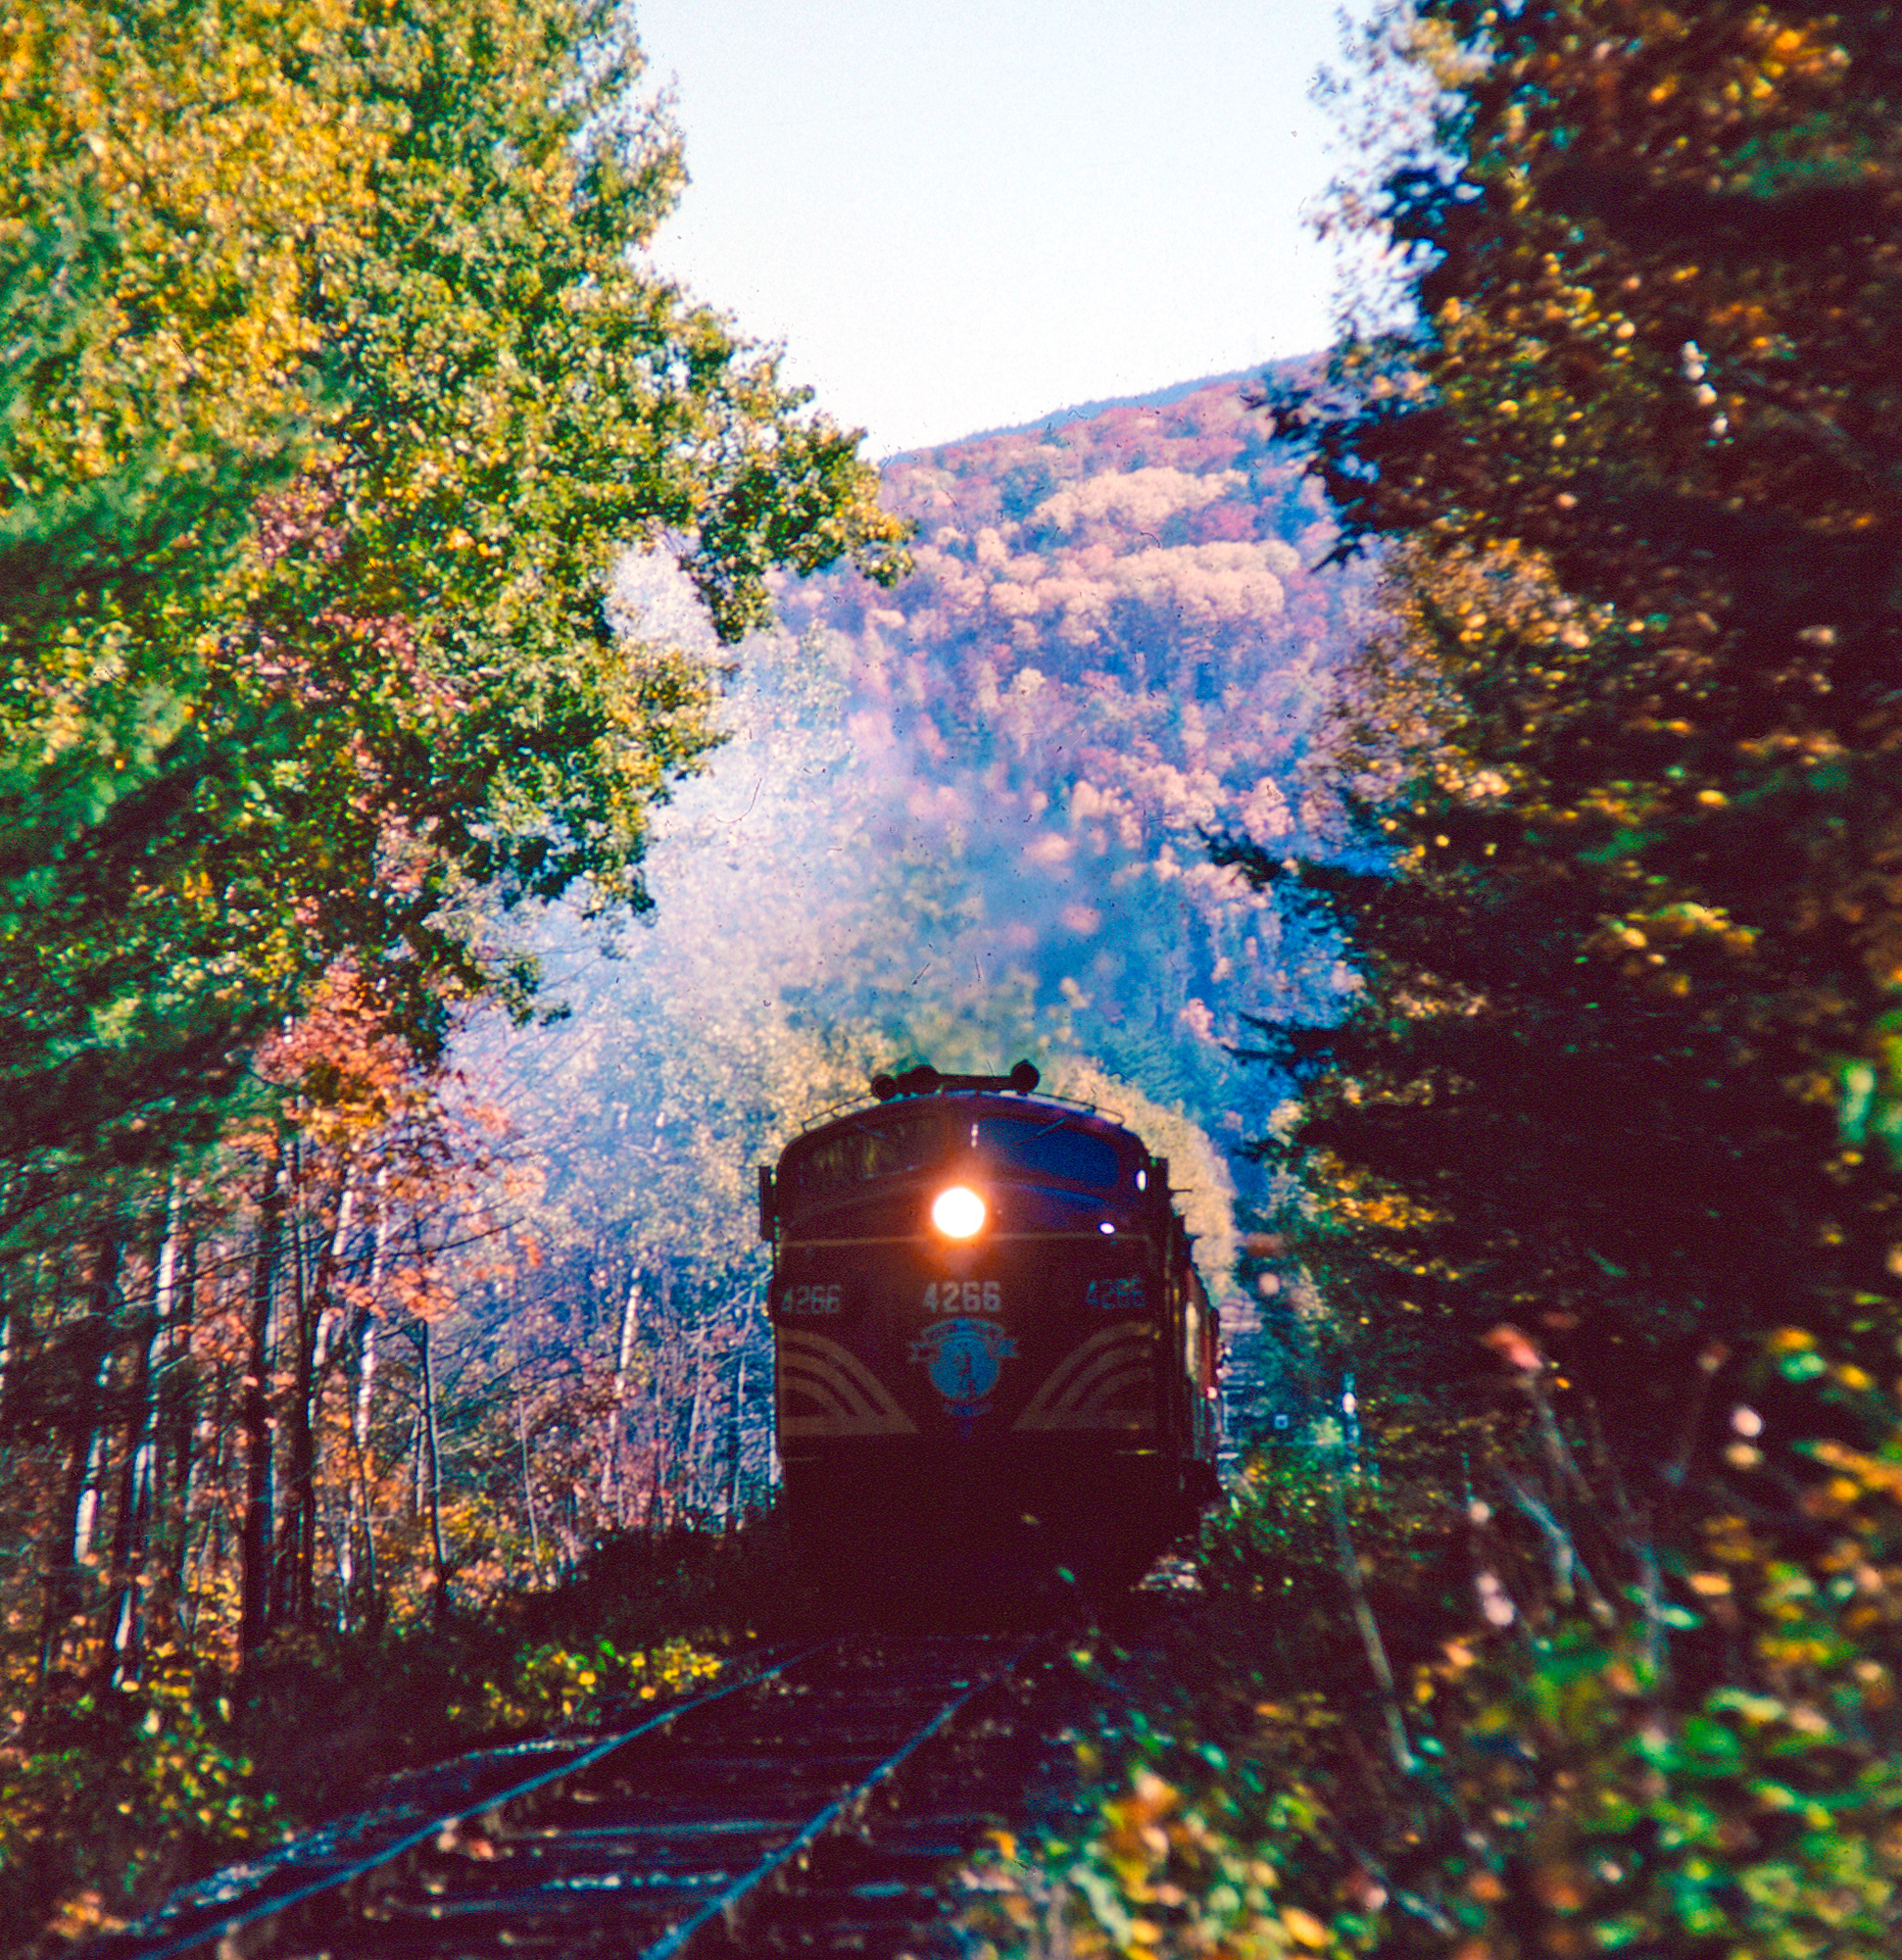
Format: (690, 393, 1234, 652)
(0, 1646, 283, 1948)
(458, 1634, 724, 1731)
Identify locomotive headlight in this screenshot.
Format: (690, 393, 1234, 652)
(931, 1184, 987, 1239)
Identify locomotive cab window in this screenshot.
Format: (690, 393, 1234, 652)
(779, 1111, 947, 1207)
(972, 1116, 1120, 1190)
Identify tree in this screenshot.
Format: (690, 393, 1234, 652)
(0, 0, 372, 1199)
(949, 21, 1902, 1959)
(1245, 1, 1902, 1440)
(0, 0, 908, 1206)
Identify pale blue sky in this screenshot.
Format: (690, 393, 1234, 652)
(630, 2, 1358, 457)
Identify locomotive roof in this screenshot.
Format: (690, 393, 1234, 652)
(817, 1087, 1129, 1130)
(777, 1061, 1151, 1166)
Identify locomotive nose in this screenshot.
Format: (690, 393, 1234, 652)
(930, 1184, 987, 1239)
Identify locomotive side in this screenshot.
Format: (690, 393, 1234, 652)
(757, 1063, 1221, 1582)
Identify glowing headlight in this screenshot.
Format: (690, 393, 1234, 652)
(931, 1184, 987, 1238)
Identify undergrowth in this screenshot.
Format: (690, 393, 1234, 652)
(1, 1516, 824, 1956)
(969, 1331, 1902, 1958)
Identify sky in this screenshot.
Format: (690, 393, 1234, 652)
(630, 1, 1360, 458)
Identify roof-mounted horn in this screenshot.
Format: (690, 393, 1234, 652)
(868, 1059, 1041, 1101)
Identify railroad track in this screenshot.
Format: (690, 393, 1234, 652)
(91, 1632, 1072, 1960)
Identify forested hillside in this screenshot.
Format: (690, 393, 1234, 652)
(779, 374, 1373, 1085)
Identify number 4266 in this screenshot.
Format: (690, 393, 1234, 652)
(923, 1279, 1002, 1314)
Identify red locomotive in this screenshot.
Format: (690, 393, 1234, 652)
(758, 1061, 1222, 1584)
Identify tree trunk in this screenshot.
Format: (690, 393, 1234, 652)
(39, 1224, 122, 1682)
(107, 1186, 190, 1681)
(602, 1271, 641, 1522)
(347, 1179, 389, 1634)
(240, 1145, 287, 1662)
(418, 1317, 450, 1624)
(352, 1306, 380, 1632)
(269, 1145, 311, 1633)
(152, 1227, 199, 1638)
(104, 1303, 159, 1688)
(179, 1348, 226, 1642)
(517, 1392, 542, 1577)
(73, 1423, 110, 1568)
(277, 1174, 353, 1632)
(646, 1409, 666, 1532)
(724, 1347, 746, 1529)
(0, 1261, 13, 1426)
(646, 1266, 674, 1530)
(683, 1321, 708, 1522)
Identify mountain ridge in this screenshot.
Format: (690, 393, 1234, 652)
(882, 355, 1318, 462)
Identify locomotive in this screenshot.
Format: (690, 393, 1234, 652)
(757, 1061, 1221, 1584)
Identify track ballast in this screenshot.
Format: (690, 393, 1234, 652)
(90, 1632, 1076, 1960)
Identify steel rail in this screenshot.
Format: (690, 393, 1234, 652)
(635, 1633, 1041, 1960)
(104, 1639, 840, 1960)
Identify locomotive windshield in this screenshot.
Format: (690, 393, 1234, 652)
(779, 1110, 948, 1206)
(778, 1102, 1128, 1210)
(972, 1116, 1120, 1189)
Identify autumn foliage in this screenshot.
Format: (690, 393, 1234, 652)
(1244, 0, 1902, 1444)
